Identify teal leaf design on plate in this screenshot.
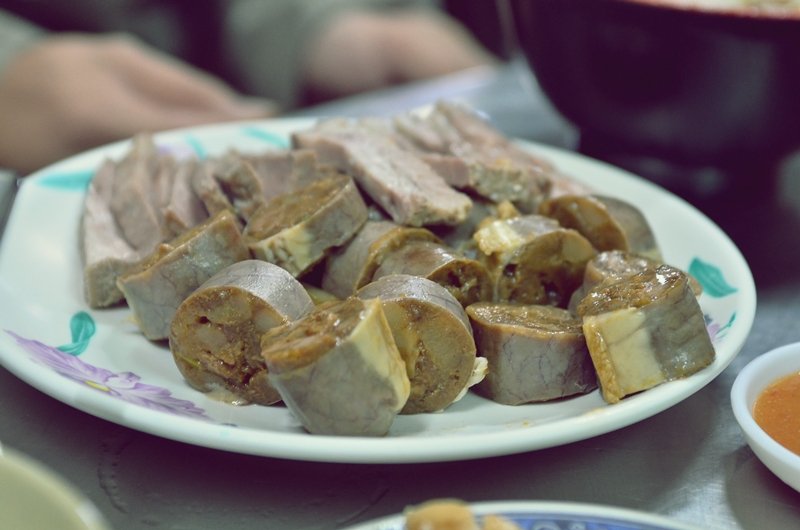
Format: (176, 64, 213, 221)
(58, 311, 96, 356)
(37, 169, 94, 191)
(241, 126, 290, 149)
(688, 258, 737, 297)
(184, 133, 207, 158)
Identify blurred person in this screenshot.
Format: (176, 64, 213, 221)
(0, 0, 496, 174)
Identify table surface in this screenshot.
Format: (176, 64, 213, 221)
(2, 59, 799, 530)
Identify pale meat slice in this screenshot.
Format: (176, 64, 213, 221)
(357, 275, 485, 414)
(169, 260, 314, 405)
(212, 156, 268, 221)
(372, 240, 492, 307)
(321, 220, 441, 299)
(539, 194, 662, 260)
(191, 159, 236, 217)
(162, 157, 209, 238)
(467, 303, 597, 405)
(237, 148, 322, 201)
(473, 214, 596, 306)
(393, 101, 553, 211)
(244, 173, 368, 277)
(292, 117, 472, 226)
(109, 134, 168, 251)
(185, 150, 327, 224)
(576, 264, 716, 404)
(116, 210, 250, 341)
(261, 297, 410, 436)
(81, 159, 150, 308)
(152, 155, 178, 215)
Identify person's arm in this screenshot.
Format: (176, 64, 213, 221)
(0, 9, 275, 174)
(221, 0, 497, 109)
(0, 9, 44, 86)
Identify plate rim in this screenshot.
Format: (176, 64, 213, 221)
(342, 500, 705, 530)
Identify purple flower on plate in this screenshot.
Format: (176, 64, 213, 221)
(5, 330, 210, 420)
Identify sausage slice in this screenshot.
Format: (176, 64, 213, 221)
(261, 297, 410, 436)
(169, 260, 314, 405)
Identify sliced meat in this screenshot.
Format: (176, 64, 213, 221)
(357, 275, 485, 414)
(261, 297, 410, 436)
(372, 240, 492, 307)
(213, 156, 268, 221)
(169, 260, 314, 405)
(473, 214, 596, 306)
(244, 173, 368, 277)
(116, 210, 250, 341)
(467, 303, 597, 405)
(238, 148, 322, 201)
(80, 159, 149, 308)
(539, 194, 661, 260)
(394, 101, 553, 211)
(321, 220, 440, 299)
(577, 264, 716, 404)
(162, 157, 209, 238)
(292, 117, 472, 226)
(109, 134, 167, 251)
(191, 159, 236, 217)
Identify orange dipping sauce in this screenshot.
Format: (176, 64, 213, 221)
(753, 371, 800, 455)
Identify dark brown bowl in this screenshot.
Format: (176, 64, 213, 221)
(509, 0, 800, 199)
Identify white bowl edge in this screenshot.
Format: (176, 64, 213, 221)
(730, 342, 800, 492)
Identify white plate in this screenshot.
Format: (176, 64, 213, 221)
(344, 500, 703, 530)
(0, 118, 755, 463)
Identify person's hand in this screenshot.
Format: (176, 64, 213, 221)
(302, 8, 497, 100)
(0, 34, 276, 174)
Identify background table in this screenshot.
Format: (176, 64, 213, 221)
(2, 59, 799, 529)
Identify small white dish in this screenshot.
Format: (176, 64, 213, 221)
(730, 342, 800, 493)
(0, 443, 111, 530)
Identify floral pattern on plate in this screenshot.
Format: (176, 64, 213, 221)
(5, 324, 209, 420)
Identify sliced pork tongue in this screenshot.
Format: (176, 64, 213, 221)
(162, 157, 209, 239)
(82, 135, 189, 308)
(190, 149, 331, 223)
(292, 117, 473, 227)
(235, 148, 322, 201)
(81, 159, 145, 308)
(191, 158, 236, 217)
(393, 101, 555, 212)
(109, 134, 170, 252)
